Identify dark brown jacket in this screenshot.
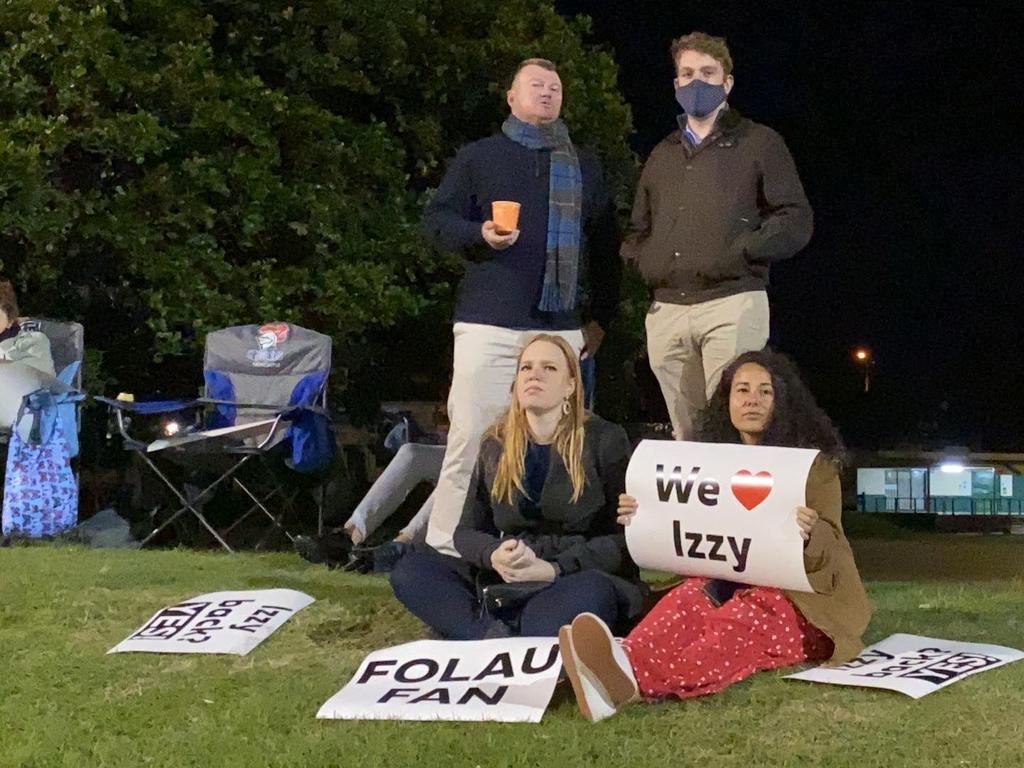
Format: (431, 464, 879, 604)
(622, 109, 813, 305)
(787, 457, 872, 664)
(454, 416, 647, 618)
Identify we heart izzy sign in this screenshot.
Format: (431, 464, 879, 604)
(624, 440, 818, 592)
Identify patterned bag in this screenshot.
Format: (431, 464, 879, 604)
(2, 390, 80, 538)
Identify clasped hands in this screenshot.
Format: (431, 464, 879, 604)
(617, 494, 820, 541)
(489, 539, 557, 583)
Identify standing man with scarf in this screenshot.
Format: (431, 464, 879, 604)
(624, 32, 813, 440)
(421, 58, 620, 556)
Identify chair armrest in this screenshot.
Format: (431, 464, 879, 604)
(95, 396, 199, 415)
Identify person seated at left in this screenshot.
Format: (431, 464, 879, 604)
(0, 278, 55, 377)
(390, 334, 645, 639)
(1, 279, 58, 435)
(293, 419, 446, 570)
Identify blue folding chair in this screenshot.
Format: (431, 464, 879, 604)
(99, 323, 335, 552)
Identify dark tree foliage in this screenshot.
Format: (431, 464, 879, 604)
(0, 0, 640, 417)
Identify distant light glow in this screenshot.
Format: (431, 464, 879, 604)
(854, 348, 870, 362)
(939, 462, 964, 474)
(163, 420, 181, 437)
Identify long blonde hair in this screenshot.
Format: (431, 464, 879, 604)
(489, 334, 589, 505)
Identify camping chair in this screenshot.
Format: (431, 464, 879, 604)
(98, 322, 335, 552)
(1, 317, 85, 462)
(1, 318, 86, 538)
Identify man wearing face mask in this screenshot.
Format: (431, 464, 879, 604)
(623, 32, 813, 440)
(420, 58, 620, 556)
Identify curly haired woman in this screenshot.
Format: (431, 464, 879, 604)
(560, 350, 871, 721)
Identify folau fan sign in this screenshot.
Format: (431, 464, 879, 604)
(318, 638, 562, 723)
(625, 440, 818, 592)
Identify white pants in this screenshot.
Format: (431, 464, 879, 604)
(646, 291, 769, 440)
(344, 443, 445, 542)
(425, 322, 585, 556)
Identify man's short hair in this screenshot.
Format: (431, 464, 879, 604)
(0, 279, 20, 320)
(509, 58, 558, 88)
(670, 32, 733, 76)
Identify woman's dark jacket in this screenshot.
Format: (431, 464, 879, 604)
(454, 416, 646, 617)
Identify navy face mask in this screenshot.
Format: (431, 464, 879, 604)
(675, 80, 728, 118)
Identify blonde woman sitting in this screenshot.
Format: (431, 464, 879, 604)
(390, 334, 645, 639)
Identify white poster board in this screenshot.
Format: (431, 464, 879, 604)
(317, 638, 562, 723)
(625, 440, 818, 592)
(109, 589, 314, 655)
(787, 633, 1024, 698)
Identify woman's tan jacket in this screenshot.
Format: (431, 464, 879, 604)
(786, 457, 872, 664)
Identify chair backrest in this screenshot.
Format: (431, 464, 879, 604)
(202, 322, 331, 427)
(6, 318, 85, 454)
(19, 317, 85, 389)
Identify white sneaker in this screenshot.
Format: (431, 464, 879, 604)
(558, 613, 639, 722)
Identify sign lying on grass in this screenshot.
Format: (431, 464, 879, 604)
(625, 440, 817, 592)
(109, 589, 314, 656)
(317, 638, 562, 723)
(787, 633, 1024, 698)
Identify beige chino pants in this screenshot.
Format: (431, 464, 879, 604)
(645, 291, 769, 440)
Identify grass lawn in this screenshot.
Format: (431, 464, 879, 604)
(3, 533, 1024, 768)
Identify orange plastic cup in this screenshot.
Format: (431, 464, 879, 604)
(492, 201, 521, 234)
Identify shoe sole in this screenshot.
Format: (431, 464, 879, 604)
(558, 626, 597, 722)
(571, 613, 638, 707)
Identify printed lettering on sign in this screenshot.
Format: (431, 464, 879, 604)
(788, 634, 1024, 698)
(129, 601, 210, 641)
(626, 441, 818, 592)
(109, 589, 314, 656)
(318, 639, 563, 723)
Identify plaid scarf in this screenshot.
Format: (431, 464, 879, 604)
(502, 115, 582, 312)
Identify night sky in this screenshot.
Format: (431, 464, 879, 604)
(554, 1, 1022, 450)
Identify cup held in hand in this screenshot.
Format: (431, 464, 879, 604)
(492, 201, 521, 235)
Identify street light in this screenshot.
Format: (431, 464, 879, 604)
(853, 347, 872, 393)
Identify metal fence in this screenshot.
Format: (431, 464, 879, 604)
(857, 495, 1024, 515)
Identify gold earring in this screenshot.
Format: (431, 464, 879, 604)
(562, 399, 570, 416)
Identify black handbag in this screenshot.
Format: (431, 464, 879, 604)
(481, 581, 553, 616)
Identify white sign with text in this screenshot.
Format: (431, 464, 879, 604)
(787, 633, 1024, 698)
(317, 638, 562, 723)
(109, 589, 314, 655)
(625, 440, 817, 592)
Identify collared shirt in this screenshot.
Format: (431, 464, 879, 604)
(683, 122, 701, 146)
(678, 103, 731, 147)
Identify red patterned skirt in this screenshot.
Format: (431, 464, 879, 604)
(622, 578, 834, 700)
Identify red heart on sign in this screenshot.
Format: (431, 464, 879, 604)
(731, 470, 774, 510)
